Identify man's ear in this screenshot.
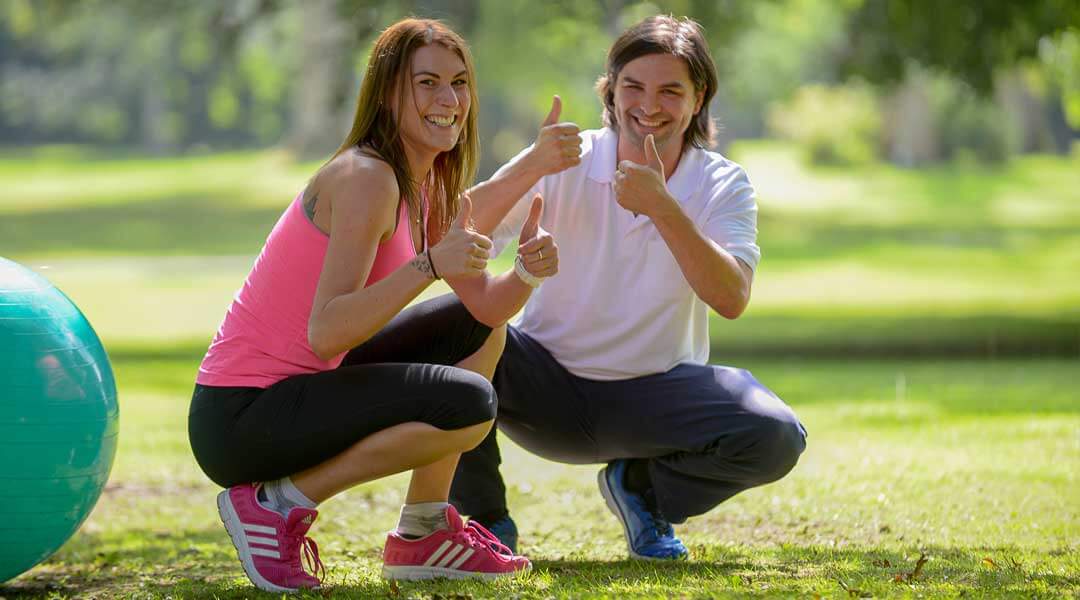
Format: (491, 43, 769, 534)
(693, 89, 705, 115)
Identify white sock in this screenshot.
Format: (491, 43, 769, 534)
(258, 477, 317, 517)
(396, 502, 450, 538)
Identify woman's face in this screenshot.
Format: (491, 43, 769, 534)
(393, 43, 471, 161)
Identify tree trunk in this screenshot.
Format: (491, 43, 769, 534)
(286, 0, 356, 159)
(996, 69, 1060, 154)
(885, 72, 938, 166)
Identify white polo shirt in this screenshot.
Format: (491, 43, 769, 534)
(492, 128, 760, 381)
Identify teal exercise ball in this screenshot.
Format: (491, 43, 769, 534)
(0, 257, 119, 583)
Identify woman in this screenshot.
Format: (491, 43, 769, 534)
(189, 19, 557, 592)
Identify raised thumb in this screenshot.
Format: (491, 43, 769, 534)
(645, 134, 664, 176)
(452, 193, 473, 229)
(519, 194, 543, 242)
(541, 95, 561, 128)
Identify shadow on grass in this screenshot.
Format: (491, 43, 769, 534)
(3, 533, 1074, 598)
(104, 313, 1080, 367)
(7, 173, 1079, 262)
(0, 525, 377, 599)
(761, 544, 1080, 597)
(711, 313, 1080, 359)
(107, 339, 210, 362)
(2, 194, 283, 257)
(101, 336, 1080, 420)
(760, 216, 1080, 263)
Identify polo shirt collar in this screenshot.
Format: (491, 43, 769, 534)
(587, 127, 704, 206)
(586, 127, 619, 184)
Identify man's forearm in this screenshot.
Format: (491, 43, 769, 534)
(652, 208, 753, 319)
(467, 158, 542, 236)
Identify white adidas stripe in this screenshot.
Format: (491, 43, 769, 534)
(421, 540, 480, 570)
(250, 547, 282, 559)
(447, 548, 475, 569)
(243, 523, 277, 535)
(247, 535, 279, 547)
(423, 540, 454, 566)
(435, 545, 464, 568)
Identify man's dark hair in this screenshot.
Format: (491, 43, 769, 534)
(596, 15, 718, 149)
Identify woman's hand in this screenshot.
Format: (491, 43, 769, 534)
(429, 195, 492, 279)
(517, 194, 558, 278)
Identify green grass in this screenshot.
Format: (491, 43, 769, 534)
(6, 141, 1078, 356)
(4, 352, 1076, 598)
(1, 143, 1078, 597)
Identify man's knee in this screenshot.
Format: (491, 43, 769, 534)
(747, 414, 806, 484)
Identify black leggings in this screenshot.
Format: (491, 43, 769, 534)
(188, 295, 495, 488)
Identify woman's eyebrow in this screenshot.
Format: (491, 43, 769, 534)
(412, 70, 468, 78)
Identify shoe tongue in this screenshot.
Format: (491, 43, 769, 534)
(285, 507, 318, 533)
(443, 504, 464, 533)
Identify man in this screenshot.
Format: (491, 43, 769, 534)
(455, 15, 807, 560)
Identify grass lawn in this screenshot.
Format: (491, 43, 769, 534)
(6, 142, 1078, 357)
(3, 354, 1076, 598)
(1, 142, 1077, 597)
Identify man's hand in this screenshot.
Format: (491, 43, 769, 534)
(516, 194, 558, 278)
(525, 95, 582, 177)
(614, 134, 677, 219)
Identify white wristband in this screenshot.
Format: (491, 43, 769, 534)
(513, 255, 544, 288)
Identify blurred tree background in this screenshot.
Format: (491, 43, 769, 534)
(3, 0, 1076, 174)
(1, 5, 1077, 595)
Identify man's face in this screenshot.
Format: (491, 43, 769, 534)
(612, 53, 704, 154)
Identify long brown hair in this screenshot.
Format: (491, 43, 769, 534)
(332, 18, 479, 235)
(595, 15, 718, 150)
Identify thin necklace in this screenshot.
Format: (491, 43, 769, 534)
(418, 192, 428, 250)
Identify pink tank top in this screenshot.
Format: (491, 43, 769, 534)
(197, 191, 420, 388)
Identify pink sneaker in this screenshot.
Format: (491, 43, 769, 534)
(216, 484, 324, 592)
(382, 505, 531, 580)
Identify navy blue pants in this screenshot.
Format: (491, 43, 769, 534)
(451, 324, 807, 524)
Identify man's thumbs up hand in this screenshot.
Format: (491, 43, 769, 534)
(613, 134, 676, 219)
(644, 133, 664, 178)
(525, 95, 582, 177)
(541, 95, 561, 128)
